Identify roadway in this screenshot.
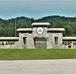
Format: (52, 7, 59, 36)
(0, 59, 76, 74)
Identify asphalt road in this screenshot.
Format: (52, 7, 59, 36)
(0, 59, 76, 74)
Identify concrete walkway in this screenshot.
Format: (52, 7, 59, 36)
(0, 59, 76, 74)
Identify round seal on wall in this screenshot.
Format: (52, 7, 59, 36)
(36, 27, 44, 35)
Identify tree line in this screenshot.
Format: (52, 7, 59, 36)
(0, 15, 76, 37)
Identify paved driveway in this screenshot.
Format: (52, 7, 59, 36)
(0, 59, 76, 74)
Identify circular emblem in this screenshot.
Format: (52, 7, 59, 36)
(36, 27, 44, 35)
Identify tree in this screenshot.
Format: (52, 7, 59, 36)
(31, 18, 34, 23)
(55, 21, 63, 28)
(64, 25, 73, 36)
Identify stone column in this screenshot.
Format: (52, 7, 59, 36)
(19, 33, 24, 49)
(26, 33, 35, 49)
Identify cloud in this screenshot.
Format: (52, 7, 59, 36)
(0, 1, 76, 10)
(0, 0, 76, 19)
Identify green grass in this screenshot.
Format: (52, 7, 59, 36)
(0, 49, 76, 60)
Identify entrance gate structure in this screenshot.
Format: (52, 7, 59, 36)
(1, 22, 76, 49)
(17, 22, 65, 49)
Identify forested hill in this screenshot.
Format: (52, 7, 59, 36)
(0, 15, 76, 36)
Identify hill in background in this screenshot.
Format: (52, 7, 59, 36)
(0, 15, 76, 36)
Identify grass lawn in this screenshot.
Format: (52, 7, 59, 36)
(0, 49, 76, 60)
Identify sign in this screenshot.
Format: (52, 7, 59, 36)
(36, 27, 44, 35)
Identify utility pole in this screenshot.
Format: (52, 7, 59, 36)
(15, 18, 17, 37)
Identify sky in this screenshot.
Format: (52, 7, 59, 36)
(0, 0, 76, 19)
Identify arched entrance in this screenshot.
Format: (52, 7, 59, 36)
(34, 37, 47, 49)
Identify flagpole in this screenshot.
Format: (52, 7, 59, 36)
(15, 18, 17, 37)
